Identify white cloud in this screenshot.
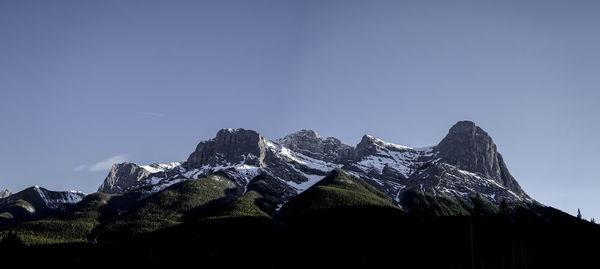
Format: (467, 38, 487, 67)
(74, 154, 129, 173)
(73, 165, 87, 172)
(90, 154, 129, 171)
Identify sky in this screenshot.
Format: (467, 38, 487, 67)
(1, 0, 599, 220)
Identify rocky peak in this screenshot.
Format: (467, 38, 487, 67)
(186, 128, 268, 168)
(355, 134, 412, 160)
(97, 162, 151, 194)
(355, 135, 384, 158)
(0, 189, 11, 199)
(447, 120, 487, 136)
(289, 129, 321, 139)
(435, 121, 526, 195)
(279, 130, 322, 148)
(279, 129, 354, 163)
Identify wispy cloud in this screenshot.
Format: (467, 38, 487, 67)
(73, 165, 87, 172)
(74, 154, 129, 172)
(136, 112, 165, 117)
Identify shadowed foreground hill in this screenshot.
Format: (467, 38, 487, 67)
(280, 168, 399, 215)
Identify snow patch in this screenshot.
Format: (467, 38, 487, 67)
(394, 185, 406, 202)
(353, 147, 430, 178)
(141, 162, 182, 173)
(271, 142, 342, 172)
(364, 134, 412, 151)
(285, 173, 324, 193)
(148, 178, 186, 193)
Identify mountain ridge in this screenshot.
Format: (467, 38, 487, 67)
(1, 122, 597, 269)
(0, 186, 85, 220)
(94, 121, 530, 213)
(0, 121, 531, 221)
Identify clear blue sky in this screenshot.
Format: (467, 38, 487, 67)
(1, 1, 599, 220)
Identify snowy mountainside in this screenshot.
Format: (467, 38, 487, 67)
(97, 121, 530, 208)
(0, 186, 86, 214)
(32, 186, 86, 209)
(108, 134, 343, 200)
(344, 134, 436, 201)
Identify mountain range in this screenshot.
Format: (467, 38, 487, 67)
(0, 121, 536, 224)
(1, 121, 597, 268)
(98, 120, 529, 208)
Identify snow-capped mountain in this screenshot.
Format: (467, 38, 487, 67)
(0, 186, 86, 215)
(30, 186, 86, 209)
(0, 189, 11, 199)
(97, 121, 530, 207)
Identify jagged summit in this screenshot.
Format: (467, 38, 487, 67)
(288, 129, 321, 139)
(355, 134, 413, 160)
(447, 120, 487, 135)
(279, 129, 354, 163)
(97, 162, 151, 193)
(435, 121, 526, 196)
(186, 128, 268, 169)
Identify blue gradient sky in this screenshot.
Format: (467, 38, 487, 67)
(1, 1, 599, 220)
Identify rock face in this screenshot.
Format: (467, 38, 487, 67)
(95, 121, 531, 208)
(435, 121, 526, 196)
(186, 128, 269, 168)
(354, 135, 382, 159)
(182, 128, 343, 187)
(98, 162, 152, 193)
(0, 189, 11, 199)
(345, 134, 434, 199)
(278, 130, 354, 163)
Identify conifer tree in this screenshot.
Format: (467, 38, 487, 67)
(577, 208, 582, 219)
(1, 231, 23, 247)
(472, 194, 482, 216)
(499, 199, 509, 216)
